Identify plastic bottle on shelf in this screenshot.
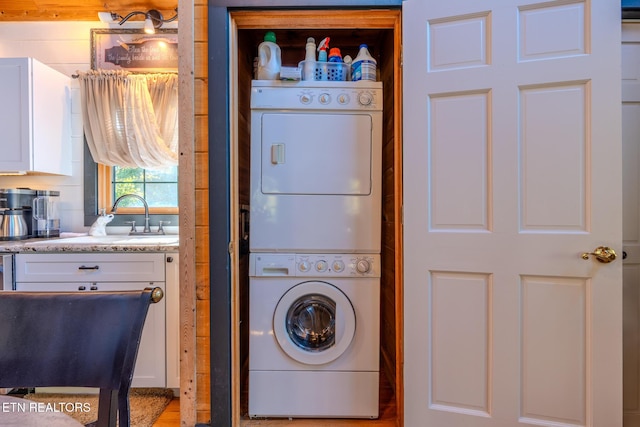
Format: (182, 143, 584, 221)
(328, 47, 343, 62)
(351, 44, 377, 82)
(302, 37, 316, 81)
(317, 37, 330, 62)
(257, 31, 281, 80)
(305, 37, 316, 62)
(343, 55, 353, 81)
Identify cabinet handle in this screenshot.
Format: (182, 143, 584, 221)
(167, 256, 173, 263)
(90, 285, 98, 290)
(78, 285, 86, 291)
(78, 265, 100, 271)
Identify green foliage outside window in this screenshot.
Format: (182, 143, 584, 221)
(112, 166, 179, 208)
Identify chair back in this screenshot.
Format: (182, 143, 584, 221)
(0, 287, 163, 427)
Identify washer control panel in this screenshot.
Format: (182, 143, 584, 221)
(250, 253, 380, 278)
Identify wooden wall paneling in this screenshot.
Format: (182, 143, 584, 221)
(196, 261, 211, 300)
(0, 1, 178, 21)
(196, 335, 212, 411)
(195, 79, 209, 116)
(232, 9, 400, 29)
(178, 0, 198, 424)
(194, 0, 211, 424)
(194, 4, 208, 46)
(195, 116, 209, 152)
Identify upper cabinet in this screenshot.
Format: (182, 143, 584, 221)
(0, 57, 71, 175)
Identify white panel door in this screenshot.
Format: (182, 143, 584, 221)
(403, 1, 622, 426)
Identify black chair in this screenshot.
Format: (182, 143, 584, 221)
(0, 287, 164, 427)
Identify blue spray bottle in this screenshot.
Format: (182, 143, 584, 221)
(317, 37, 330, 62)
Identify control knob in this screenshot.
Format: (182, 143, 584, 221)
(300, 94, 312, 105)
(298, 260, 311, 272)
(337, 94, 350, 105)
(355, 258, 371, 274)
(319, 93, 331, 105)
(315, 260, 328, 272)
(332, 260, 345, 272)
(358, 92, 373, 106)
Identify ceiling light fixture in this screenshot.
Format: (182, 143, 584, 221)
(98, 8, 178, 34)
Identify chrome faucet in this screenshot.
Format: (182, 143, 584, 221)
(110, 194, 152, 234)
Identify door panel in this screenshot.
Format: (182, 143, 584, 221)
(403, 1, 622, 426)
(261, 113, 373, 195)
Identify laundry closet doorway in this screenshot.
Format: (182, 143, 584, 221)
(207, 3, 403, 426)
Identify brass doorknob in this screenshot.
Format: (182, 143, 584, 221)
(581, 246, 617, 263)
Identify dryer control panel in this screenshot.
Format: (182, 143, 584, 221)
(251, 80, 383, 111)
(250, 253, 380, 278)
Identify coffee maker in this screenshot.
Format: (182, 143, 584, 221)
(0, 188, 61, 240)
(0, 188, 35, 240)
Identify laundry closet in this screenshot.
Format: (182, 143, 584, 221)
(226, 8, 402, 426)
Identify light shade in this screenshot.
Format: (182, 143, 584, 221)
(97, 12, 117, 23)
(144, 16, 155, 34)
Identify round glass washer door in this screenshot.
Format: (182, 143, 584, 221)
(273, 281, 356, 365)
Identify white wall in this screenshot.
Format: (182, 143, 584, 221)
(0, 21, 106, 233)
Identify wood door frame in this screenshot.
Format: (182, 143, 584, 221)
(208, 2, 403, 426)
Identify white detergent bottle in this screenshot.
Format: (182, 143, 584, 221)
(257, 31, 281, 80)
(305, 37, 316, 61)
(351, 44, 377, 82)
(302, 37, 316, 81)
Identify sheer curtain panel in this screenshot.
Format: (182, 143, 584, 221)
(77, 70, 179, 169)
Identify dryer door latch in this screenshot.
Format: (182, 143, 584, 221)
(271, 144, 285, 164)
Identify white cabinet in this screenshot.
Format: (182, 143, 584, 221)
(14, 253, 168, 387)
(0, 57, 71, 175)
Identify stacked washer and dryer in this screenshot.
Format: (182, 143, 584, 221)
(248, 79, 383, 419)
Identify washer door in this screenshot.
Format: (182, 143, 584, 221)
(273, 281, 356, 365)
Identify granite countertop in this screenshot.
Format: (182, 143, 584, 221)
(0, 235, 179, 253)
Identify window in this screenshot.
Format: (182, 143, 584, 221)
(99, 164, 179, 214)
(84, 144, 178, 227)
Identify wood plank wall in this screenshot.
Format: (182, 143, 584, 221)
(193, 1, 211, 424)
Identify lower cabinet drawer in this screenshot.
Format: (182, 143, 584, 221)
(15, 253, 165, 283)
(14, 281, 161, 291)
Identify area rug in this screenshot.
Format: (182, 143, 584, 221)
(22, 387, 174, 427)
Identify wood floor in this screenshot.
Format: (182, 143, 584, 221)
(152, 398, 180, 427)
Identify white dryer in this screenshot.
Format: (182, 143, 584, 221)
(250, 80, 383, 253)
(248, 253, 380, 419)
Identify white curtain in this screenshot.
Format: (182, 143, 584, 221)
(77, 70, 179, 169)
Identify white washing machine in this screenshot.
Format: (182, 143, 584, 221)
(248, 253, 380, 419)
(250, 80, 383, 253)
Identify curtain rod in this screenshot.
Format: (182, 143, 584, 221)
(72, 71, 178, 78)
